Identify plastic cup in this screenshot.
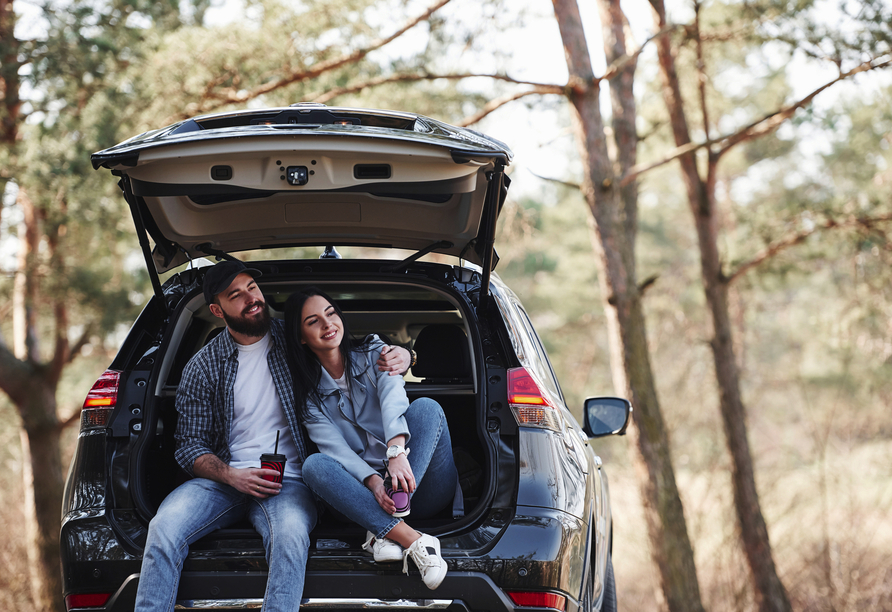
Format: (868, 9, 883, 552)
(385, 478, 411, 517)
(260, 453, 286, 483)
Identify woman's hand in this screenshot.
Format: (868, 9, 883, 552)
(386, 454, 416, 494)
(366, 474, 396, 514)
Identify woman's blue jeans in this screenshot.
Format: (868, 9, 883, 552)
(302, 397, 458, 540)
(133, 476, 317, 612)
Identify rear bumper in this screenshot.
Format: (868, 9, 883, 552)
(71, 571, 525, 612)
(63, 506, 588, 612)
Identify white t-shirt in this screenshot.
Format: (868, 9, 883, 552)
(229, 333, 301, 477)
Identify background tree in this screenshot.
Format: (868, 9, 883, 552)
(0, 1, 205, 609)
(0, 1, 516, 608)
(4, 0, 892, 610)
(634, 0, 892, 609)
(548, 0, 705, 610)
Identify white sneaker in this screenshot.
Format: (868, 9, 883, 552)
(403, 533, 447, 590)
(362, 531, 403, 562)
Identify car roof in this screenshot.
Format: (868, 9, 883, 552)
(93, 104, 513, 273)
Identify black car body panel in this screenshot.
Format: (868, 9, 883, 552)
(62, 106, 629, 612)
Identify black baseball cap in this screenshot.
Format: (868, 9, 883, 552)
(202, 260, 262, 305)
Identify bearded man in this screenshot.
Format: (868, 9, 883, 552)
(133, 260, 411, 612)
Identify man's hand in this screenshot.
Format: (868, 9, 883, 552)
(194, 453, 282, 498)
(377, 345, 411, 376)
(227, 466, 283, 498)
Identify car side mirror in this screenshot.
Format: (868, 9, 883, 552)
(582, 396, 632, 437)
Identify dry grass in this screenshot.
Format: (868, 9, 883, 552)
(0, 400, 38, 609)
(604, 432, 892, 611)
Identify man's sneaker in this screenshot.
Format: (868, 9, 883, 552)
(362, 531, 403, 562)
(403, 533, 447, 590)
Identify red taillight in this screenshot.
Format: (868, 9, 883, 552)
(507, 591, 567, 611)
(80, 370, 120, 430)
(507, 368, 549, 406)
(507, 367, 563, 431)
(65, 592, 111, 610)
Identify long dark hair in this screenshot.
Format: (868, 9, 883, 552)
(284, 286, 371, 419)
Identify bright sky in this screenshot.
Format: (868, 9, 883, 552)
(8, 0, 890, 208)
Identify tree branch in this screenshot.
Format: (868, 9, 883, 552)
(0, 341, 32, 408)
(601, 23, 678, 82)
(307, 72, 563, 104)
(65, 325, 94, 366)
(620, 54, 892, 187)
(726, 213, 892, 284)
(183, 0, 455, 116)
(528, 170, 582, 190)
(458, 87, 563, 126)
(714, 55, 892, 158)
(693, 2, 711, 142)
(56, 407, 82, 432)
(619, 139, 702, 186)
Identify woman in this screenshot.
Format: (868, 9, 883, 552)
(284, 287, 459, 591)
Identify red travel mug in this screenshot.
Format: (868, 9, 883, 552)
(260, 453, 286, 483)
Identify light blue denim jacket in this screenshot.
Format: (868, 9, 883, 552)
(303, 336, 410, 484)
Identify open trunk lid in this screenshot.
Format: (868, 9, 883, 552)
(92, 105, 512, 278)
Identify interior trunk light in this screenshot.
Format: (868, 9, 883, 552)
(80, 370, 121, 431)
(507, 367, 563, 432)
(65, 592, 112, 610)
(507, 591, 567, 611)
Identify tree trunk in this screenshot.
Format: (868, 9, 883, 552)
(0, 0, 21, 232)
(22, 419, 66, 612)
(551, 1, 705, 610)
(700, 162, 792, 612)
(4, 183, 67, 612)
(647, 1, 792, 610)
(0, 0, 22, 147)
(0, 344, 67, 612)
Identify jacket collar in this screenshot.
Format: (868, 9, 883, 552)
(317, 350, 368, 396)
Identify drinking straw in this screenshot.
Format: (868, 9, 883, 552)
(274, 430, 280, 454)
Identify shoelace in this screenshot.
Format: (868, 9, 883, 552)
(403, 541, 439, 575)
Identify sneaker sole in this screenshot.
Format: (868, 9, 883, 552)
(363, 533, 404, 563)
(414, 536, 446, 590)
(423, 562, 447, 590)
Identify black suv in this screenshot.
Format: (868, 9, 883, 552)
(62, 105, 631, 612)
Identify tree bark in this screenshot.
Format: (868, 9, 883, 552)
(4, 184, 67, 612)
(2, 323, 67, 612)
(0, 0, 22, 147)
(1, 0, 22, 235)
(647, 1, 792, 610)
(1, 4, 66, 601)
(21, 406, 66, 612)
(552, 1, 705, 610)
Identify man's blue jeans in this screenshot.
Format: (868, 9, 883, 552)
(302, 397, 458, 541)
(133, 476, 317, 612)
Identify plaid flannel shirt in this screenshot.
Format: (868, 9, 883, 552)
(174, 319, 308, 477)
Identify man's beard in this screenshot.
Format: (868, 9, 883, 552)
(223, 300, 272, 338)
